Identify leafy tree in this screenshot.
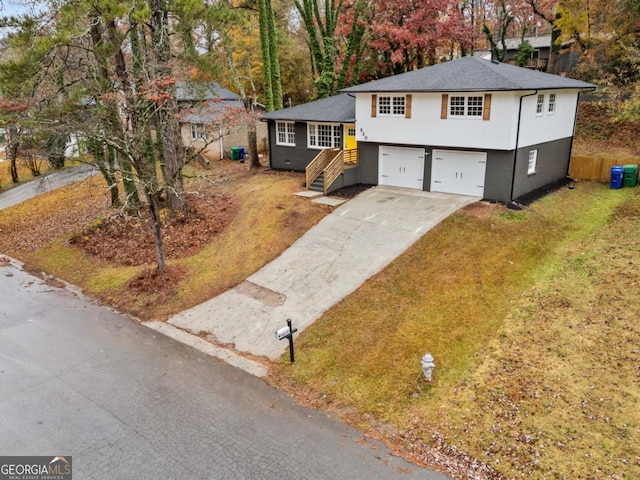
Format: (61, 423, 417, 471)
(365, 0, 471, 77)
(0, 0, 226, 273)
(294, 0, 369, 98)
(554, 0, 640, 85)
(257, 0, 283, 109)
(514, 38, 535, 67)
(482, 0, 514, 62)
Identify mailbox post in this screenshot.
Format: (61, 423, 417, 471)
(275, 319, 298, 363)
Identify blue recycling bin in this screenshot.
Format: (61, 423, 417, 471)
(238, 147, 245, 163)
(610, 166, 624, 189)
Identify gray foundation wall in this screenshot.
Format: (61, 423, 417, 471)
(512, 137, 572, 200)
(267, 121, 316, 171)
(357, 139, 571, 203)
(484, 150, 515, 203)
(357, 142, 516, 202)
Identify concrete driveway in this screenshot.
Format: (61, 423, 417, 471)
(152, 186, 477, 373)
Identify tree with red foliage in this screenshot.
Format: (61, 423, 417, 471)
(365, 0, 473, 77)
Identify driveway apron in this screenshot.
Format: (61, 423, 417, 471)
(167, 186, 477, 361)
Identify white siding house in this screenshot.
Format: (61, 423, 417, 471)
(264, 57, 594, 203)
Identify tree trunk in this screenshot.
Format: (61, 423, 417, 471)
(45, 133, 67, 170)
(118, 151, 141, 213)
(145, 187, 167, 274)
(266, 0, 283, 110)
(247, 120, 259, 169)
(88, 138, 120, 207)
(258, 0, 273, 111)
(7, 126, 20, 183)
(150, 0, 186, 214)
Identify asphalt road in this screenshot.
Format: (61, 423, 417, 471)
(0, 163, 98, 211)
(0, 260, 449, 480)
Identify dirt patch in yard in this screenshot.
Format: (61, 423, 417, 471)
(126, 264, 190, 308)
(461, 201, 508, 219)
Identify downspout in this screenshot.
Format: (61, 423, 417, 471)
(509, 90, 538, 204)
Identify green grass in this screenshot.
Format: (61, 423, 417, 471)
(271, 182, 639, 478)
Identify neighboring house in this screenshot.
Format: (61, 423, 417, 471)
(262, 56, 594, 203)
(475, 35, 579, 74)
(176, 82, 267, 161)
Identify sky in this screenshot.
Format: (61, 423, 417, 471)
(0, 0, 38, 17)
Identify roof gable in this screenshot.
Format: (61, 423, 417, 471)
(341, 56, 594, 93)
(261, 93, 355, 123)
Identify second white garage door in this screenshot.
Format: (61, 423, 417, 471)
(378, 146, 425, 190)
(431, 149, 486, 197)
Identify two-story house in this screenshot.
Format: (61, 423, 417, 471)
(262, 56, 594, 203)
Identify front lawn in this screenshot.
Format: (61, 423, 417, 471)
(271, 182, 640, 479)
(0, 161, 331, 320)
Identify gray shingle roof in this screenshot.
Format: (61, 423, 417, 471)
(178, 100, 245, 123)
(341, 56, 595, 93)
(176, 82, 241, 102)
(261, 93, 355, 123)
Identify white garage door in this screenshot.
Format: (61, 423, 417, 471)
(431, 150, 486, 197)
(379, 146, 425, 190)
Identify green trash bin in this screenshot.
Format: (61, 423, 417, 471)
(230, 146, 240, 161)
(623, 164, 638, 187)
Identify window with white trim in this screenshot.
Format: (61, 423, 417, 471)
(276, 121, 295, 146)
(378, 95, 405, 116)
(308, 123, 341, 149)
(548, 93, 556, 114)
(528, 149, 538, 175)
(190, 123, 204, 140)
(536, 94, 545, 115)
(449, 95, 484, 117)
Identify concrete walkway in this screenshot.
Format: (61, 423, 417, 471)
(159, 187, 477, 369)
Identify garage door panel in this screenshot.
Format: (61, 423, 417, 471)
(379, 146, 425, 190)
(431, 149, 486, 197)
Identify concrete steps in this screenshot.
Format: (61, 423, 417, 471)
(309, 173, 324, 193)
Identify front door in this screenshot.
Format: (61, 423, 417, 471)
(344, 124, 357, 150)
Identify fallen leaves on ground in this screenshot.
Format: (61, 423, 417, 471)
(69, 193, 236, 266)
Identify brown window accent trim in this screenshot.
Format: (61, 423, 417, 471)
(483, 93, 492, 121)
(371, 94, 377, 117)
(405, 94, 412, 118)
(441, 94, 448, 119)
